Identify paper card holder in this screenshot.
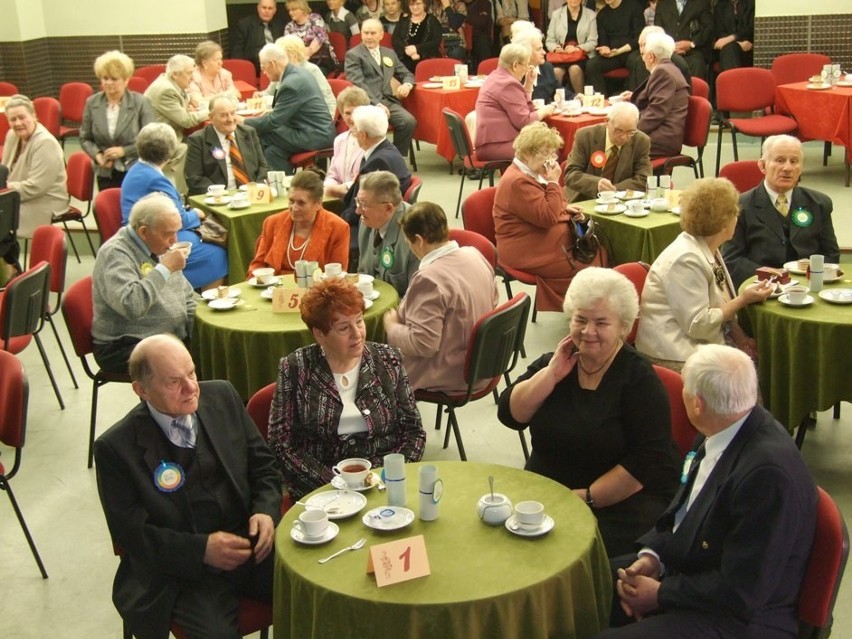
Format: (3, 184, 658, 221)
(441, 76, 461, 91)
(366, 535, 430, 587)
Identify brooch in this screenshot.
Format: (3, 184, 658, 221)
(140, 262, 154, 277)
(382, 56, 394, 67)
(590, 150, 606, 169)
(791, 207, 813, 228)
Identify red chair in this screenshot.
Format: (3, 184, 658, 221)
(477, 57, 499, 75)
(58, 81, 94, 147)
(613, 261, 649, 345)
(771, 52, 831, 87)
(449, 228, 497, 270)
(247, 381, 295, 515)
(650, 95, 713, 179)
(327, 31, 348, 63)
(798, 486, 849, 639)
(718, 160, 763, 194)
(126, 76, 149, 93)
(414, 58, 463, 83)
(61, 276, 133, 468)
(415, 293, 531, 460)
(135, 64, 166, 86)
(652, 365, 698, 459)
(714, 68, 798, 176)
(327, 77, 353, 98)
(33, 96, 61, 139)
(0, 190, 23, 275)
(0, 350, 48, 578)
(93, 188, 123, 245)
(403, 175, 423, 203)
(0, 81, 19, 95)
(223, 58, 259, 86)
(690, 76, 710, 101)
(53, 151, 97, 261)
(443, 107, 511, 218)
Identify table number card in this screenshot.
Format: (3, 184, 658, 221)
(247, 183, 272, 204)
(581, 93, 605, 108)
(366, 535, 430, 587)
(442, 76, 461, 91)
(272, 276, 305, 313)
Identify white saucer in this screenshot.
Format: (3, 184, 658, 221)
(837, 81, 852, 88)
(228, 201, 251, 210)
(201, 287, 241, 301)
(778, 294, 814, 307)
(204, 195, 231, 205)
(362, 290, 380, 301)
(588, 107, 609, 116)
(331, 471, 380, 492)
(362, 506, 415, 531)
(260, 287, 274, 300)
(422, 82, 443, 89)
(623, 209, 649, 218)
(291, 521, 339, 545)
(208, 298, 238, 310)
(248, 276, 280, 287)
(783, 261, 842, 281)
(464, 81, 484, 88)
(305, 490, 367, 519)
(505, 514, 555, 537)
(364, 298, 373, 309)
(595, 197, 620, 205)
(818, 288, 852, 304)
(806, 83, 832, 90)
(767, 279, 799, 299)
(670, 206, 681, 215)
(616, 190, 645, 200)
(594, 203, 626, 214)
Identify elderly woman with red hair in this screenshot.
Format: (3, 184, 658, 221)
(268, 278, 425, 499)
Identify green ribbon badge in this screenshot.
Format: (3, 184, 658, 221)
(792, 207, 813, 228)
(380, 246, 395, 270)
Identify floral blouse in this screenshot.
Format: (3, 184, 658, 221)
(284, 13, 330, 47)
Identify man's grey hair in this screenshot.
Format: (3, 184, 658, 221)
(761, 135, 803, 161)
(360, 170, 403, 206)
(682, 344, 758, 416)
(352, 105, 389, 139)
(645, 33, 675, 61)
(128, 192, 180, 231)
(608, 101, 640, 125)
(166, 54, 194, 76)
(135, 122, 178, 165)
(511, 26, 543, 53)
(209, 94, 238, 113)
(639, 25, 664, 44)
(259, 43, 288, 64)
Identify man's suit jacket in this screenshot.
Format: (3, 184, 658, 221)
(80, 90, 155, 179)
(631, 59, 689, 158)
(563, 123, 651, 202)
(230, 12, 287, 73)
(94, 380, 282, 639)
(184, 124, 269, 195)
(357, 201, 420, 296)
(344, 44, 415, 107)
(144, 75, 207, 142)
(713, 0, 754, 43)
(340, 139, 412, 230)
(722, 184, 839, 288)
(638, 406, 816, 636)
(654, 0, 714, 54)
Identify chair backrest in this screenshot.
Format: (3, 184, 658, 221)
(415, 58, 463, 83)
(403, 176, 423, 203)
(247, 382, 276, 442)
(690, 76, 710, 100)
(719, 160, 764, 194)
(798, 486, 850, 637)
(683, 95, 712, 150)
(613, 261, 649, 344)
(33, 97, 61, 138)
(0, 350, 27, 453)
(65, 151, 95, 204)
(461, 186, 498, 245)
(652, 364, 698, 458)
(327, 31, 348, 61)
(0, 81, 19, 96)
(0, 189, 21, 248)
(449, 228, 497, 270)
(477, 57, 499, 75)
(58, 82, 94, 123)
(222, 58, 258, 86)
(61, 276, 95, 357)
(771, 53, 832, 87)
(442, 107, 475, 164)
(716, 68, 776, 113)
(135, 64, 166, 85)
(28, 225, 66, 297)
(464, 293, 531, 389)
(1, 261, 50, 342)
(93, 188, 123, 244)
(127, 76, 149, 93)
(327, 77, 353, 99)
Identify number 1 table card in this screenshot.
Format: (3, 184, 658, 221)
(366, 535, 430, 587)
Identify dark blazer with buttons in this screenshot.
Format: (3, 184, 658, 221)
(80, 90, 155, 179)
(185, 123, 269, 195)
(93, 380, 282, 639)
(654, 0, 714, 54)
(230, 12, 287, 73)
(722, 183, 839, 288)
(340, 138, 412, 230)
(638, 405, 817, 637)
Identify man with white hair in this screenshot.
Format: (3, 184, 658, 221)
(512, 24, 561, 103)
(626, 25, 691, 91)
(243, 43, 336, 171)
(600, 344, 817, 638)
(628, 32, 688, 158)
(145, 55, 210, 193)
(563, 101, 651, 202)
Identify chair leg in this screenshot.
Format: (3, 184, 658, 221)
(61, 220, 82, 264)
(455, 173, 465, 219)
(34, 334, 64, 410)
(730, 128, 739, 162)
(46, 314, 78, 389)
(89, 380, 103, 468)
(492, 388, 499, 404)
(433, 403, 443, 430)
(408, 145, 418, 172)
(446, 408, 467, 461)
(715, 125, 724, 176)
(823, 141, 831, 166)
(1, 477, 49, 578)
(80, 217, 98, 258)
(519, 431, 530, 462)
(833, 402, 841, 419)
(795, 415, 810, 449)
(122, 620, 132, 639)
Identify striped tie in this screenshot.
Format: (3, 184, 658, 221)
(776, 193, 789, 216)
(601, 145, 619, 182)
(227, 133, 250, 186)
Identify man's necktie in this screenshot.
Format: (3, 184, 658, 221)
(371, 47, 382, 66)
(601, 145, 619, 182)
(263, 22, 273, 44)
(373, 231, 383, 248)
(676, 0, 686, 16)
(775, 193, 789, 217)
(150, 252, 159, 264)
(227, 134, 250, 186)
(170, 415, 196, 448)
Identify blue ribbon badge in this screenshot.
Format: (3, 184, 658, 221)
(154, 460, 186, 493)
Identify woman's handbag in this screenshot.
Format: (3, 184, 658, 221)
(567, 218, 608, 266)
(198, 215, 228, 249)
(546, 41, 587, 65)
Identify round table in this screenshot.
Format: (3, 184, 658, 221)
(191, 280, 399, 401)
(273, 461, 612, 639)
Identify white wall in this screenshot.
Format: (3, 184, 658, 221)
(756, 0, 850, 17)
(0, 0, 47, 40)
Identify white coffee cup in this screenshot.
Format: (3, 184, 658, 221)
(324, 262, 343, 278)
(293, 509, 329, 539)
(514, 500, 545, 530)
(231, 192, 248, 207)
(584, 84, 594, 96)
(169, 241, 192, 258)
(597, 190, 617, 203)
(252, 267, 276, 285)
(332, 457, 371, 488)
(357, 276, 374, 297)
(650, 198, 669, 212)
(532, 98, 545, 109)
(786, 285, 809, 305)
(207, 184, 226, 198)
(824, 264, 839, 280)
(628, 200, 644, 215)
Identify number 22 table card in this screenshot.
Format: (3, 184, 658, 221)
(366, 535, 430, 587)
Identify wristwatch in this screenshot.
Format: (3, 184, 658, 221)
(585, 487, 595, 508)
(690, 41, 696, 49)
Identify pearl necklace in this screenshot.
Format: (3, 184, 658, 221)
(578, 341, 621, 376)
(287, 225, 312, 271)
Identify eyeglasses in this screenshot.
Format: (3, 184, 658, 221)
(356, 198, 391, 210)
(612, 127, 637, 137)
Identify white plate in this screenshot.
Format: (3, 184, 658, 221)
(588, 107, 609, 116)
(248, 276, 280, 287)
(783, 261, 842, 281)
(616, 190, 645, 200)
(422, 82, 443, 89)
(767, 279, 799, 299)
(623, 209, 650, 218)
(778, 294, 814, 307)
(806, 83, 832, 90)
(204, 195, 232, 205)
(229, 201, 251, 210)
(364, 298, 373, 309)
(305, 490, 367, 520)
(595, 197, 620, 205)
(208, 298, 238, 310)
(464, 81, 484, 88)
(331, 471, 380, 492)
(505, 514, 555, 537)
(260, 287, 275, 300)
(201, 287, 240, 301)
(594, 203, 626, 215)
(670, 206, 681, 215)
(836, 81, 852, 88)
(291, 521, 339, 545)
(818, 288, 852, 304)
(362, 290, 380, 301)
(362, 506, 415, 531)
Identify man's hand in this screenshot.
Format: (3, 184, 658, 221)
(617, 566, 661, 620)
(160, 248, 187, 273)
(396, 83, 413, 99)
(325, 183, 349, 199)
(248, 513, 275, 563)
(597, 178, 616, 192)
(714, 35, 735, 50)
(739, 40, 753, 52)
(674, 40, 692, 55)
(204, 531, 252, 570)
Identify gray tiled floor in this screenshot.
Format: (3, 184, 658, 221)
(1, 134, 850, 637)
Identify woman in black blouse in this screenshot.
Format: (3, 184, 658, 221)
(393, 0, 443, 72)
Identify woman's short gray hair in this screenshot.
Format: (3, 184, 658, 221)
(128, 192, 180, 231)
(563, 267, 639, 338)
(682, 344, 757, 415)
(135, 122, 178, 165)
(352, 105, 388, 138)
(194, 40, 223, 67)
(511, 26, 543, 53)
(5, 94, 35, 116)
(498, 43, 530, 70)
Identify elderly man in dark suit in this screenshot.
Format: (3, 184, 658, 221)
(653, 0, 713, 80)
(94, 334, 282, 639)
(722, 135, 839, 289)
(344, 18, 416, 156)
(563, 101, 651, 202)
(231, 0, 286, 74)
(599, 344, 817, 639)
(185, 95, 269, 195)
(243, 44, 336, 172)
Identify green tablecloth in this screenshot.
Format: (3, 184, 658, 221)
(577, 199, 682, 266)
(191, 280, 399, 401)
(274, 461, 612, 639)
(740, 276, 852, 432)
